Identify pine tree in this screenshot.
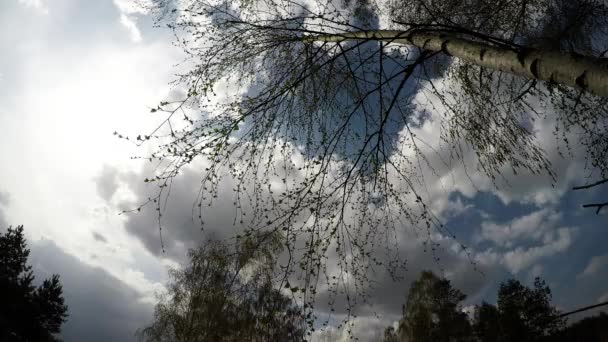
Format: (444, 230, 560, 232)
(0, 226, 68, 342)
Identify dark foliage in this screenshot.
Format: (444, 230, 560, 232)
(0, 226, 68, 342)
(473, 278, 564, 342)
(384, 273, 568, 342)
(138, 233, 306, 341)
(385, 271, 471, 342)
(548, 312, 608, 342)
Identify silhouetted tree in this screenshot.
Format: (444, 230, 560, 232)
(548, 311, 608, 342)
(385, 271, 471, 342)
(473, 302, 500, 342)
(384, 274, 568, 342)
(138, 232, 306, 341)
(0, 225, 68, 342)
(473, 277, 564, 342)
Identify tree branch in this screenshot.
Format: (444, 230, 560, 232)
(559, 300, 608, 318)
(582, 202, 608, 215)
(572, 178, 608, 190)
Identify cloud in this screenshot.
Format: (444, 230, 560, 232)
(113, 0, 152, 42)
(311, 316, 388, 342)
(113, 163, 211, 259)
(2, 0, 602, 338)
(108, 146, 498, 334)
(307, 224, 496, 321)
(17, 0, 48, 13)
(111, 143, 310, 260)
(403, 80, 593, 219)
(112, 0, 151, 15)
(472, 208, 578, 274)
(501, 227, 575, 273)
(476, 208, 560, 247)
(119, 13, 143, 42)
(28, 239, 153, 342)
(110, 160, 269, 261)
(92, 231, 108, 243)
(579, 254, 608, 278)
(0, 190, 9, 206)
(0, 190, 9, 227)
(95, 165, 120, 202)
(0, 3, 178, 340)
(529, 264, 543, 278)
(0, 0, 181, 269)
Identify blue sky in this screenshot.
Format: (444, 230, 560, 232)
(1, 0, 607, 341)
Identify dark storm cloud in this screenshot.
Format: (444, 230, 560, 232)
(29, 239, 153, 342)
(116, 162, 249, 260)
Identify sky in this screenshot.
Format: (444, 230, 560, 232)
(0, 0, 607, 341)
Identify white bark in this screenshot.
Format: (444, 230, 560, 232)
(304, 30, 608, 98)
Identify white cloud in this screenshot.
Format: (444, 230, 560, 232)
(113, 0, 151, 15)
(579, 255, 608, 278)
(476, 208, 560, 247)
(502, 228, 575, 273)
(113, 0, 152, 43)
(120, 14, 143, 42)
(310, 316, 387, 342)
(471, 208, 578, 274)
(443, 196, 474, 219)
(0, 5, 182, 341)
(17, 0, 48, 13)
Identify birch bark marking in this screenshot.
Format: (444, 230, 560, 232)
(305, 30, 608, 98)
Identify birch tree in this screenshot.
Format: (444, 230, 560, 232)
(138, 234, 306, 341)
(123, 0, 608, 327)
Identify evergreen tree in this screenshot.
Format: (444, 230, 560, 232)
(0, 225, 68, 342)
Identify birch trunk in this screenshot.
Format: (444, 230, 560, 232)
(304, 30, 608, 98)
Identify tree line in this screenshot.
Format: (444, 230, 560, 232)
(383, 270, 608, 342)
(2, 224, 606, 341)
(136, 234, 608, 341)
(383, 271, 569, 342)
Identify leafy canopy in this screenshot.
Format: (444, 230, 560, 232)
(384, 273, 565, 342)
(384, 271, 470, 342)
(138, 233, 306, 341)
(124, 0, 608, 318)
